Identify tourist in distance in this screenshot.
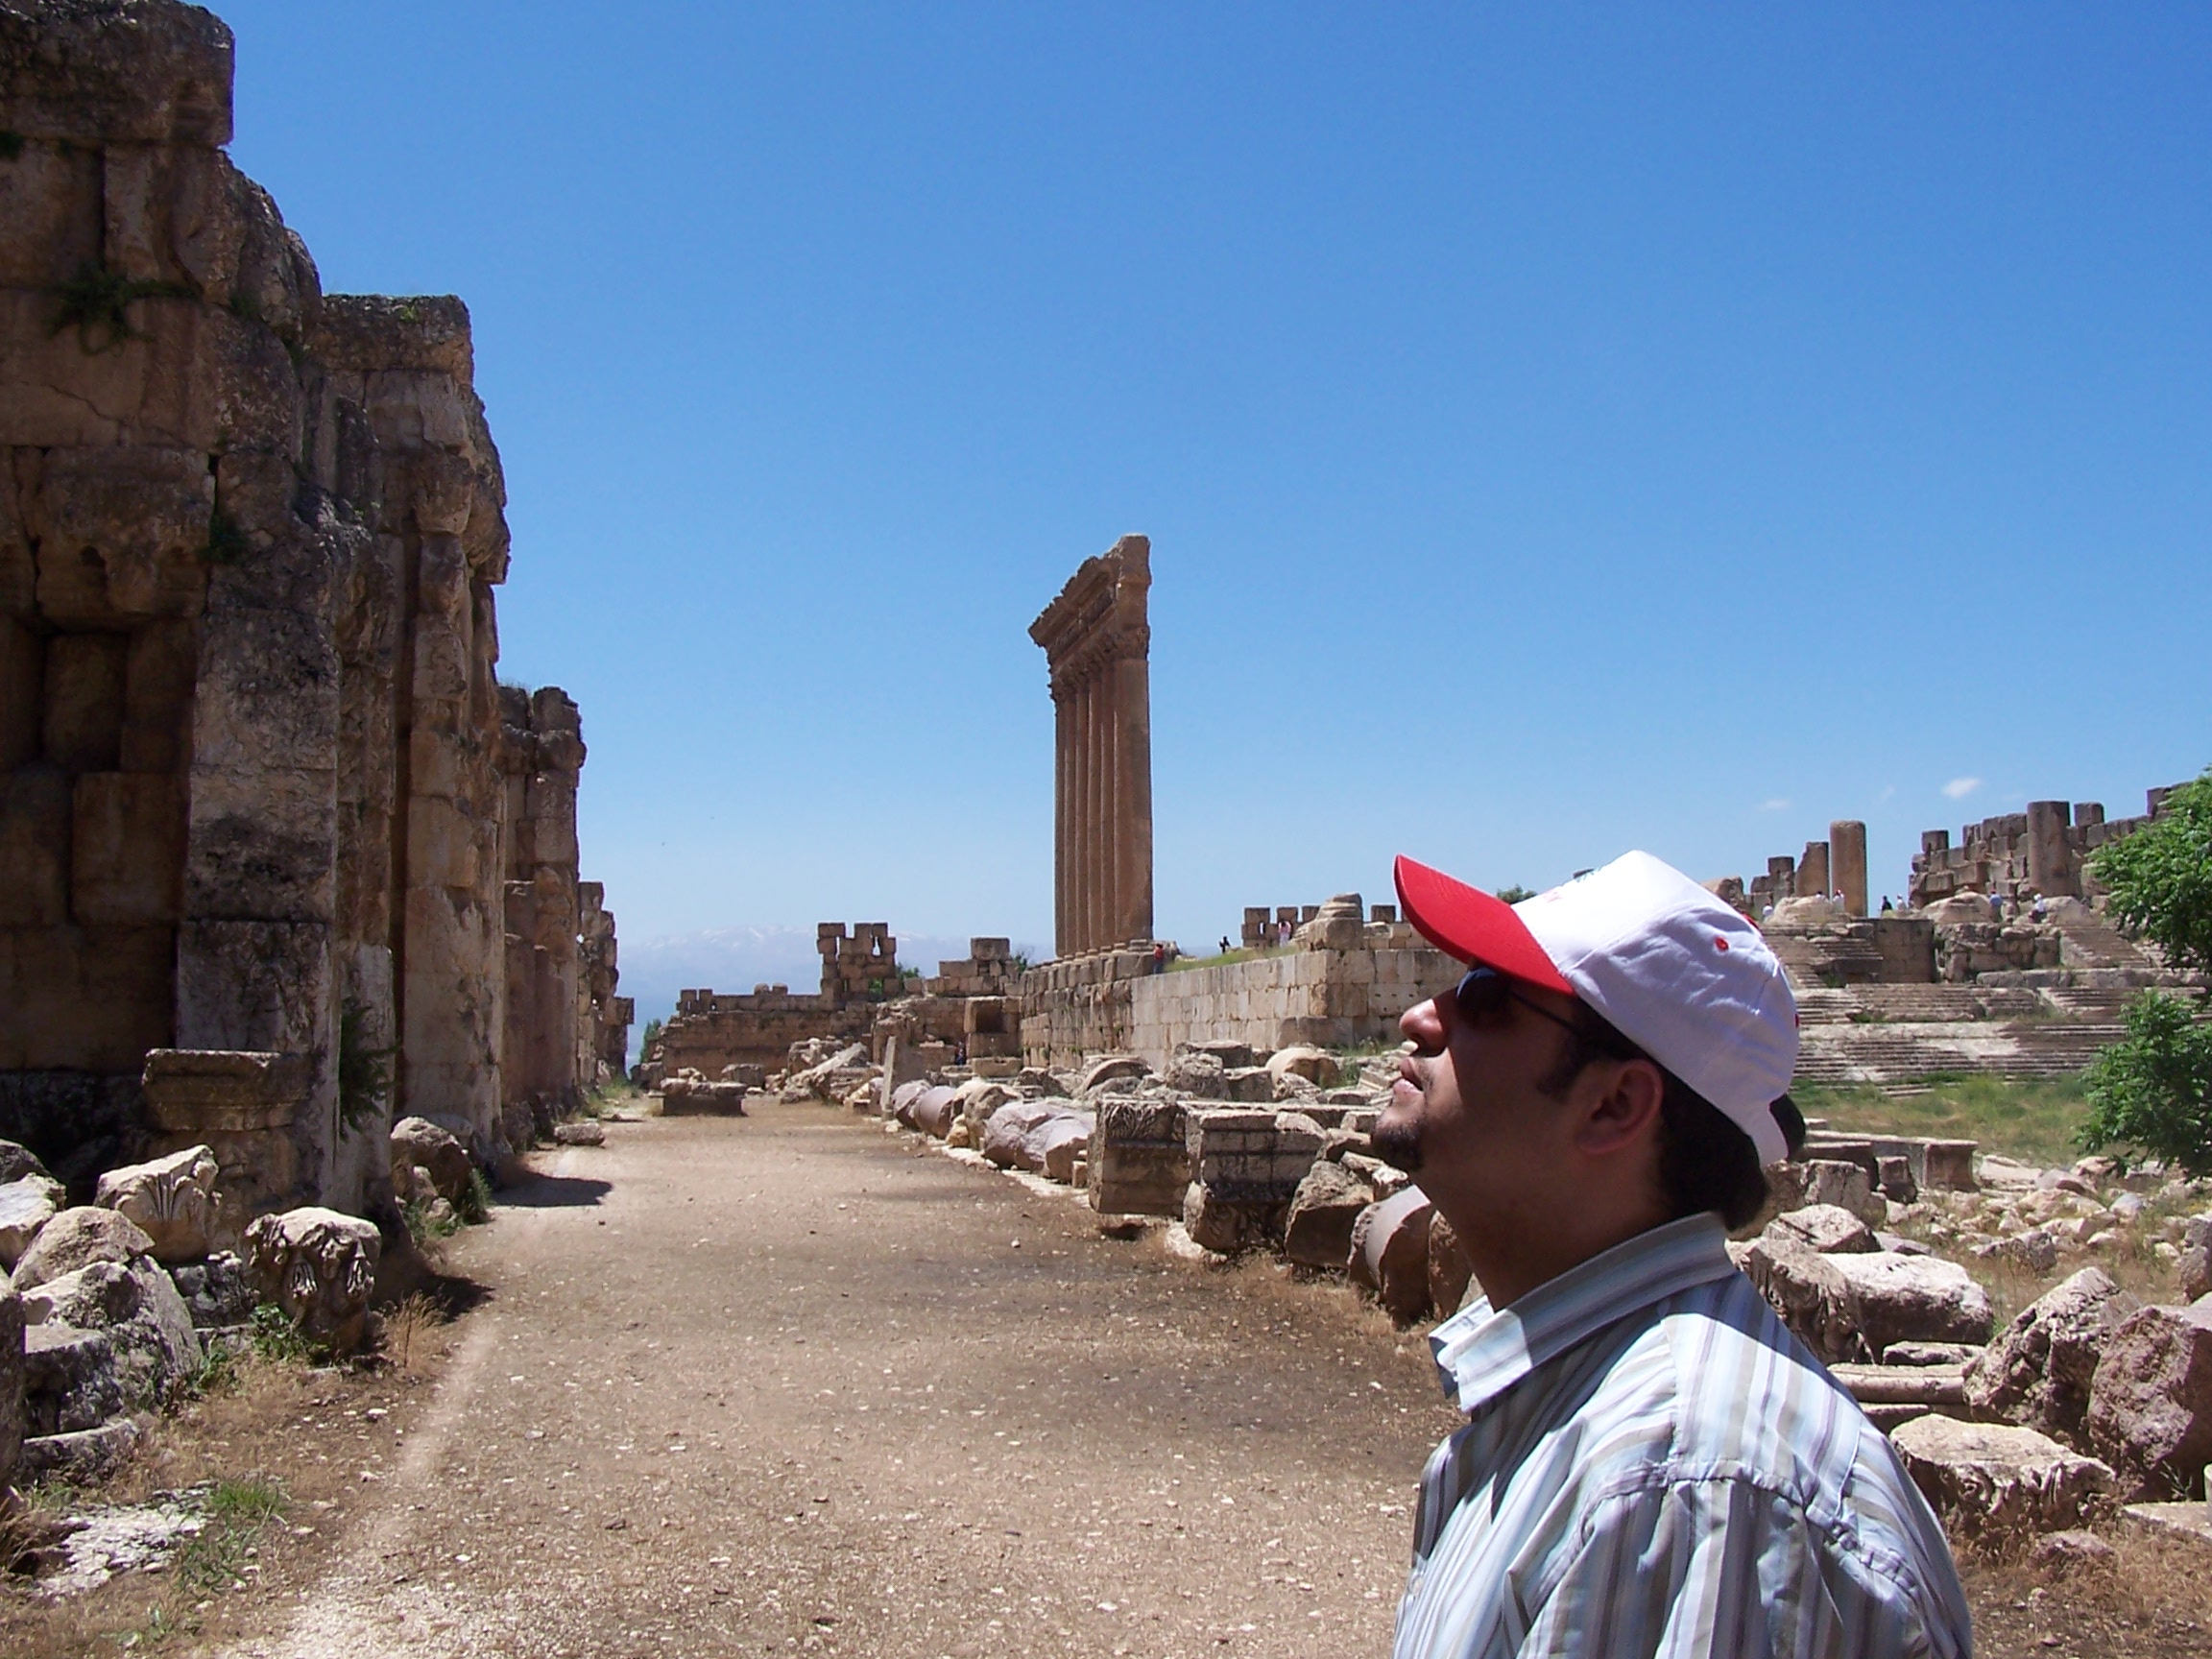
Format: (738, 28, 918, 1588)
(1375, 851, 1970, 1658)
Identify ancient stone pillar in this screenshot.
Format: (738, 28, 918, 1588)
(1052, 685, 1070, 953)
(1031, 537, 1154, 956)
(2026, 801, 2076, 898)
(1115, 649, 1154, 946)
(1828, 821, 1868, 917)
(1798, 840, 1831, 901)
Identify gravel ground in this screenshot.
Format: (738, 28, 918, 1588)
(205, 1098, 1462, 1658)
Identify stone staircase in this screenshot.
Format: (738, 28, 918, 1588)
(1793, 1018, 2121, 1086)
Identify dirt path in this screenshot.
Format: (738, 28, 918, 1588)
(209, 1099, 1462, 1658)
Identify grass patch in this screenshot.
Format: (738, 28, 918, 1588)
(246, 1304, 323, 1368)
(1166, 946, 1292, 974)
(1792, 1072, 2094, 1167)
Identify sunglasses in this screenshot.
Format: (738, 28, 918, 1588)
(1451, 966, 1588, 1043)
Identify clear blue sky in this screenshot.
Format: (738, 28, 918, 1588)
(221, 3, 2211, 1012)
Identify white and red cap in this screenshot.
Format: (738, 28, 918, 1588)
(1394, 849, 1799, 1166)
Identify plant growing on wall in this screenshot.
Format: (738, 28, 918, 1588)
(337, 1001, 395, 1137)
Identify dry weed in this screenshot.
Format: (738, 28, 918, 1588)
(376, 1291, 445, 1374)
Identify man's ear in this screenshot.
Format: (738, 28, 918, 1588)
(1574, 1057, 1666, 1156)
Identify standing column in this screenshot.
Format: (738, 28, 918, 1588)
(1098, 658, 1120, 945)
(1829, 820, 1869, 917)
(1052, 686, 1070, 955)
(1086, 670, 1107, 950)
(1118, 649, 1153, 944)
(1070, 677, 1090, 954)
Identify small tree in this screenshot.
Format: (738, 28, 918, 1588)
(2079, 766, 2212, 1172)
(2080, 992, 2212, 1176)
(2093, 769, 2212, 976)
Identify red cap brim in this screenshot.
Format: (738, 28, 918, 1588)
(1393, 854, 1573, 994)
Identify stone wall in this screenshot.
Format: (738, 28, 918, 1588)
(499, 686, 582, 1128)
(0, 0, 615, 1210)
(1909, 789, 2177, 908)
(1020, 941, 1458, 1069)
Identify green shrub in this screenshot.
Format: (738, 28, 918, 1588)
(2080, 991, 2212, 1176)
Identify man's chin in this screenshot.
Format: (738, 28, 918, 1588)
(1371, 1112, 1422, 1174)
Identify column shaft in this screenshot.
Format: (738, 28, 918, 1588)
(1053, 688, 1070, 954)
(1117, 652, 1153, 944)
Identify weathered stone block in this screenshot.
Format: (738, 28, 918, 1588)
(93, 1142, 221, 1262)
(0, 923, 173, 1070)
(1351, 1187, 1433, 1322)
(10, 1205, 154, 1291)
(42, 630, 128, 770)
(243, 1206, 378, 1355)
(0, 135, 101, 287)
(0, 765, 70, 926)
(1088, 1098, 1188, 1217)
(71, 770, 182, 924)
(1890, 1416, 2117, 1543)
(1743, 1237, 1993, 1364)
(1965, 1267, 2137, 1443)
(32, 447, 211, 623)
(2085, 1303, 2212, 1501)
(1283, 1159, 1372, 1269)
(0, 1175, 61, 1269)
(120, 615, 197, 774)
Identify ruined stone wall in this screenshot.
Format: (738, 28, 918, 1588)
(498, 686, 581, 1126)
(1019, 942, 1457, 1069)
(577, 881, 629, 1083)
(0, 0, 610, 1210)
(648, 986, 871, 1079)
(1908, 788, 2176, 908)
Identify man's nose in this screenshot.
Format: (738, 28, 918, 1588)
(1400, 996, 1446, 1052)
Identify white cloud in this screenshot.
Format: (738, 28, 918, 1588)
(1878, 784, 1897, 803)
(1759, 798, 1791, 812)
(1942, 777, 1982, 801)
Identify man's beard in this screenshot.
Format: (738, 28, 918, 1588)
(1372, 1114, 1422, 1172)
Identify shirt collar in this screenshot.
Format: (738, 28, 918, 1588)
(1428, 1213, 1738, 1415)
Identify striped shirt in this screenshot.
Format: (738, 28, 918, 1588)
(1392, 1214, 1972, 1658)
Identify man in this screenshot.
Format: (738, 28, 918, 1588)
(1378, 851, 1970, 1658)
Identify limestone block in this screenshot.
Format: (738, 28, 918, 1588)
(93, 1144, 220, 1262)
(24, 1322, 122, 1436)
(0, 620, 37, 772)
(43, 630, 128, 770)
(2179, 1214, 2212, 1304)
(32, 448, 212, 624)
(0, 923, 175, 1070)
(1770, 1159, 1886, 1227)
(410, 613, 470, 706)
(389, 1117, 469, 1206)
(1079, 1054, 1149, 1096)
(120, 616, 198, 774)
(0, 1289, 18, 1489)
(0, 0, 233, 143)
(140, 1048, 307, 1133)
(23, 1257, 200, 1414)
(1965, 1267, 2138, 1442)
(0, 1176, 62, 1269)
(1891, 1416, 2116, 1543)
(1283, 1160, 1373, 1270)
(176, 918, 332, 1055)
(1351, 1187, 1433, 1322)
(1182, 1180, 1281, 1255)
(0, 292, 179, 446)
(408, 794, 479, 890)
(1429, 1211, 1476, 1316)
(244, 1207, 379, 1355)
(1223, 1067, 1274, 1103)
(0, 135, 101, 287)
(362, 369, 474, 452)
(10, 1207, 155, 1291)
(188, 608, 342, 775)
(168, 1251, 253, 1331)
(0, 765, 71, 926)
(1767, 1204, 1877, 1255)
(70, 771, 182, 924)
(2084, 1303, 2212, 1500)
(1743, 1236, 1994, 1364)
(1089, 1099, 1189, 1217)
